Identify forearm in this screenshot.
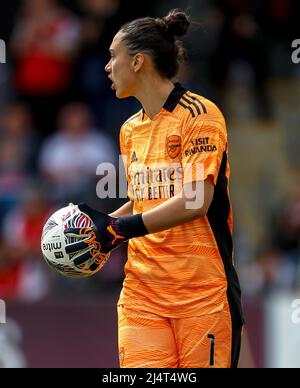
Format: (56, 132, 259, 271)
(142, 194, 201, 233)
(110, 200, 134, 218)
(142, 179, 214, 234)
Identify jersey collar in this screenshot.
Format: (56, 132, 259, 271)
(163, 82, 187, 112)
(142, 82, 187, 120)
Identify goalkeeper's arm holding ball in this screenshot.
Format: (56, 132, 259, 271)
(65, 179, 214, 261)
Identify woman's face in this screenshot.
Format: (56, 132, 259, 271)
(105, 31, 137, 99)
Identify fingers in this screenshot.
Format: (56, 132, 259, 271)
(74, 250, 94, 266)
(89, 262, 100, 271)
(64, 226, 105, 267)
(89, 252, 111, 271)
(65, 240, 89, 254)
(64, 227, 92, 238)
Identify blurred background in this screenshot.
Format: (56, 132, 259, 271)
(0, 0, 300, 368)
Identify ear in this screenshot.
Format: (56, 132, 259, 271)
(132, 53, 145, 73)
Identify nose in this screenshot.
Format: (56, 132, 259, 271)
(105, 60, 111, 73)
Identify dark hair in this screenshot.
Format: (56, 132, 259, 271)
(120, 9, 190, 79)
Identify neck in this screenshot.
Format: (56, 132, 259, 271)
(134, 76, 175, 120)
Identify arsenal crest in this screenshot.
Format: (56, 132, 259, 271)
(167, 135, 181, 159)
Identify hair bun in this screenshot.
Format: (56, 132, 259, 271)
(163, 9, 190, 38)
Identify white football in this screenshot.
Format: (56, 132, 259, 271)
(41, 204, 108, 278)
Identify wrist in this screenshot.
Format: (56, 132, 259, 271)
(116, 213, 148, 239)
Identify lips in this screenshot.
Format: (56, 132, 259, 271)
(108, 76, 115, 90)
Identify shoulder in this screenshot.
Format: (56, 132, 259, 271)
(122, 110, 143, 129)
(180, 91, 225, 123)
(177, 90, 226, 127)
(120, 110, 143, 145)
(177, 92, 228, 147)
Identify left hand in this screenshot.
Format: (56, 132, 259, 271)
(64, 204, 127, 266)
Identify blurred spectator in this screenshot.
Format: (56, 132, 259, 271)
(71, 0, 121, 126)
(241, 246, 297, 297)
(0, 102, 39, 218)
(0, 237, 22, 300)
(1, 185, 52, 302)
(241, 188, 300, 296)
(77, 0, 121, 59)
(272, 190, 300, 255)
(255, 0, 300, 82)
(209, 0, 272, 118)
(0, 66, 14, 111)
(38, 102, 117, 203)
(256, 247, 296, 293)
(0, 319, 27, 368)
(0, 0, 19, 110)
(10, 0, 81, 135)
(270, 189, 300, 288)
(73, 0, 140, 133)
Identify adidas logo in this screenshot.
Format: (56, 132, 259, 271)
(131, 151, 138, 163)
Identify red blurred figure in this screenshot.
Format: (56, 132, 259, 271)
(11, 0, 81, 134)
(1, 186, 52, 301)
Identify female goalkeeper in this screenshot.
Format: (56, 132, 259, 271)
(66, 9, 244, 368)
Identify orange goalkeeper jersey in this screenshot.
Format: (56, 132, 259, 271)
(119, 83, 243, 321)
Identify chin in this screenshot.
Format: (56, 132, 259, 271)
(116, 89, 131, 99)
